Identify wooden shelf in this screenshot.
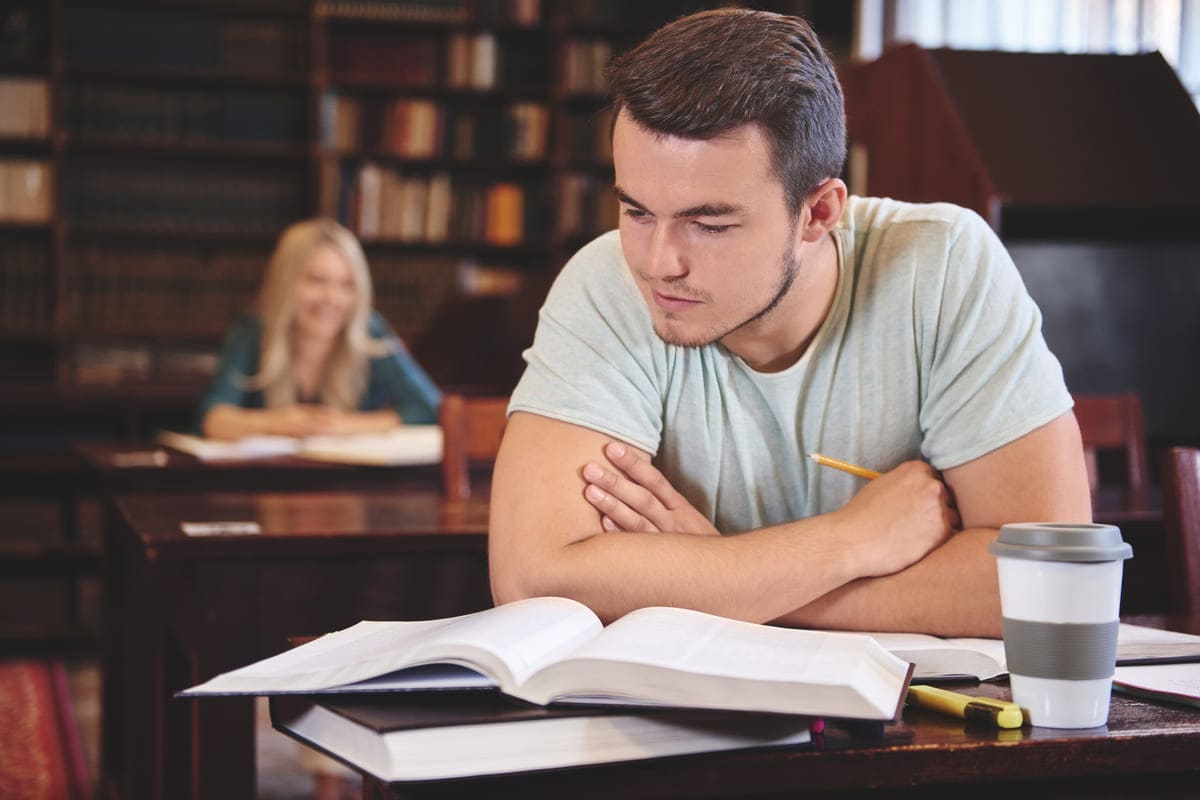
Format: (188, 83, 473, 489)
(65, 223, 282, 243)
(64, 65, 310, 89)
(64, 136, 310, 160)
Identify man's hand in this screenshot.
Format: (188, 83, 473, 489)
(831, 460, 961, 577)
(581, 442, 720, 535)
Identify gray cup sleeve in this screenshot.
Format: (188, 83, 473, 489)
(1002, 618, 1119, 680)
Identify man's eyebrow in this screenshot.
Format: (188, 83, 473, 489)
(614, 186, 744, 219)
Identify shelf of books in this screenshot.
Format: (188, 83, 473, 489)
(2, 0, 844, 391)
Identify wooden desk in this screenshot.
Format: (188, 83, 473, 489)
(272, 683, 1200, 799)
(101, 490, 491, 800)
(76, 440, 442, 494)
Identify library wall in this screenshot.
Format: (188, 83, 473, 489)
(1011, 241, 1200, 452)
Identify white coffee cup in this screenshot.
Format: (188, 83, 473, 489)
(988, 523, 1132, 728)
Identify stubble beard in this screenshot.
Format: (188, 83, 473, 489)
(649, 239, 801, 349)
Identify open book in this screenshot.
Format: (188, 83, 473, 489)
(865, 624, 1200, 681)
(271, 693, 813, 783)
(182, 597, 913, 721)
(157, 426, 442, 466)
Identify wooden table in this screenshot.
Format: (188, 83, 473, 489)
(100, 490, 491, 800)
(76, 440, 443, 494)
(271, 682, 1200, 799)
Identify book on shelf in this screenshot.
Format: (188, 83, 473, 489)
(0, 159, 51, 222)
(0, 78, 49, 138)
(270, 691, 812, 784)
(157, 426, 443, 467)
(866, 623, 1200, 682)
(180, 596, 914, 722)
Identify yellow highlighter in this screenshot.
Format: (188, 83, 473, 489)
(906, 685, 1024, 729)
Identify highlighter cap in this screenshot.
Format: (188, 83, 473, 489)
(989, 523, 1132, 563)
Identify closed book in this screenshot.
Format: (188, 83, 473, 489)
(270, 692, 812, 783)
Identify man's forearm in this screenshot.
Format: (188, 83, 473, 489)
(494, 516, 864, 625)
(772, 528, 1002, 637)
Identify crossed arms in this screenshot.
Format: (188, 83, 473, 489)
(488, 410, 1091, 637)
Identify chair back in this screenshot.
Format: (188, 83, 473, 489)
(439, 394, 509, 501)
(1072, 393, 1150, 498)
(1161, 447, 1200, 617)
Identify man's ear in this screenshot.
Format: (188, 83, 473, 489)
(797, 178, 848, 243)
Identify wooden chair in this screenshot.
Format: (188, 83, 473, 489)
(439, 394, 510, 501)
(1161, 447, 1200, 618)
(1072, 393, 1151, 501)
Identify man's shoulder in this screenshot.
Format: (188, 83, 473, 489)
(843, 196, 988, 242)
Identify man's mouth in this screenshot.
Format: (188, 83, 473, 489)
(652, 290, 702, 311)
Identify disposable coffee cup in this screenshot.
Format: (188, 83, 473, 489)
(988, 523, 1132, 728)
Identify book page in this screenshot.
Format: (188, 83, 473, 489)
(861, 633, 1006, 681)
(1114, 663, 1200, 708)
(298, 425, 443, 466)
(518, 606, 910, 719)
(1116, 624, 1200, 664)
(158, 430, 299, 461)
(179, 597, 599, 696)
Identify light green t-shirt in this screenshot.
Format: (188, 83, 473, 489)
(510, 196, 1073, 533)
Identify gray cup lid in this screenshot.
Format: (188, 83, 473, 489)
(988, 522, 1133, 563)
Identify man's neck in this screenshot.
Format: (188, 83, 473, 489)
(722, 232, 841, 373)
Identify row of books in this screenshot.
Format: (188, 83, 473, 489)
(0, 160, 52, 223)
(564, 106, 615, 162)
(319, 0, 469, 23)
(0, 78, 50, 138)
(323, 94, 548, 159)
(70, 343, 220, 385)
(560, 38, 614, 94)
(0, 240, 51, 329)
(64, 246, 262, 326)
(369, 253, 463, 342)
(63, 7, 306, 75)
(344, 162, 546, 245)
(64, 163, 306, 235)
(557, 172, 619, 239)
(321, 0, 540, 25)
(329, 30, 548, 90)
(66, 85, 308, 145)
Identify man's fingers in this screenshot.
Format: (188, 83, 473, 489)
(603, 442, 682, 508)
(584, 483, 655, 532)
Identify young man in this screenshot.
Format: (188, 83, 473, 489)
(489, 9, 1090, 636)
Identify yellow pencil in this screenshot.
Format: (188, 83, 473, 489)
(808, 452, 881, 480)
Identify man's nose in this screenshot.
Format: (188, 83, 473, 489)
(645, 225, 688, 280)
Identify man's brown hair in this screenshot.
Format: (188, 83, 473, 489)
(606, 8, 846, 216)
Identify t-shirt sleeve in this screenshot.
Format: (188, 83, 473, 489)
(365, 312, 442, 425)
(193, 316, 261, 433)
(918, 210, 1073, 469)
(508, 235, 666, 454)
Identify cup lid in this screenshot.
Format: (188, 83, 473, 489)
(988, 522, 1133, 562)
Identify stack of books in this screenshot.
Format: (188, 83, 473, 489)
(180, 597, 1200, 784)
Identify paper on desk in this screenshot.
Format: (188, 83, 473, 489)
(1113, 663, 1200, 708)
(181, 521, 263, 536)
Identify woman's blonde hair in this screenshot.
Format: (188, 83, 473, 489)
(253, 218, 386, 410)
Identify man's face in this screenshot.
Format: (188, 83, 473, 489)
(612, 111, 801, 349)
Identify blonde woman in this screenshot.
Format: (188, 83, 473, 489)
(197, 219, 440, 439)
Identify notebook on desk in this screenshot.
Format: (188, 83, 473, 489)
(157, 426, 442, 466)
(865, 623, 1200, 682)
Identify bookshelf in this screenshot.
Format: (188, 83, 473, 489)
(1, 0, 844, 390)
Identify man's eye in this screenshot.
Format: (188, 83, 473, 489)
(622, 208, 650, 222)
(695, 222, 733, 235)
